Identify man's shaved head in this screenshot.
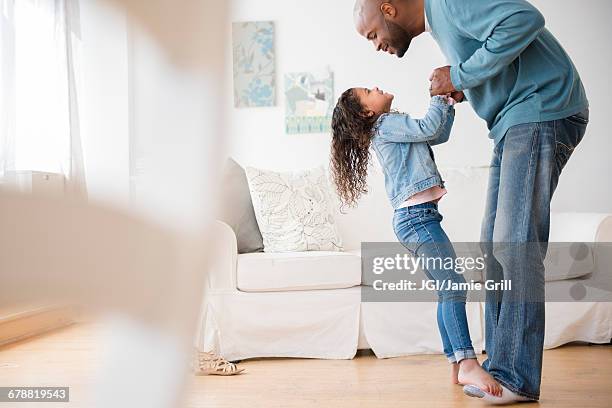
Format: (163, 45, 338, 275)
(353, 0, 425, 58)
(353, 0, 385, 33)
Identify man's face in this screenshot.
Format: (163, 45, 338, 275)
(354, 3, 413, 58)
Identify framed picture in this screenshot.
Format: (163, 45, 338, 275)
(232, 21, 276, 108)
(284, 69, 334, 134)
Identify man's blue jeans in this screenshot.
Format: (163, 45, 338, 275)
(393, 203, 477, 364)
(480, 110, 589, 400)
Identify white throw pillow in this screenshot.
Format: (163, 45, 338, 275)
(245, 166, 343, 252)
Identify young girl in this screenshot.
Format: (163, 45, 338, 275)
(330, 87, 501, 396)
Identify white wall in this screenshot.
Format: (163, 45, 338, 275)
(536, 0, 612, 213)
(227, 0, 612, 214)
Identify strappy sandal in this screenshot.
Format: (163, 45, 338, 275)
(193, 349, 245, 376)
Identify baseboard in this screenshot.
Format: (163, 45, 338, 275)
(0, 303, 79, 347)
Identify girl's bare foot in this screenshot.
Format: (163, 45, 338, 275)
(451, 362, 460, 384)
(457, 359, 502, 396)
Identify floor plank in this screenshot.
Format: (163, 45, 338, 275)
(0, 323, 610, 407)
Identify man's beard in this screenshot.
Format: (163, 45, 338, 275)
(385, 19, 412, 58)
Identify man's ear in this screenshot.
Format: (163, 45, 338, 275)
(380, 3, 397, 19)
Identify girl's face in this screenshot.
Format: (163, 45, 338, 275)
(354, 87, 394, 117)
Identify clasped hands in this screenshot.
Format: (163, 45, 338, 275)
(429, 65, 465, 103)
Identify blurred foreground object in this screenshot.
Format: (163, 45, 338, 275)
(0, 190, 211, 407)
(1, 0, 228, 405)
(104, 0, 219, 69)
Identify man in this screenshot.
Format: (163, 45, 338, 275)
(354, 0, 589, 404)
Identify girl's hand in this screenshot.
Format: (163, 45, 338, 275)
(450, 91, 465, 103)
(444, 93, 457, 106)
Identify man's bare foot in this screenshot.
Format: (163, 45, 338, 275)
(451, 362, 460, 384)
(458, 359, 502, 396)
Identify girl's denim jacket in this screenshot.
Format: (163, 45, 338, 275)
(371, 96, 455, 209)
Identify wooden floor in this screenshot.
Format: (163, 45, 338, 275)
(0, 323, 610, 408)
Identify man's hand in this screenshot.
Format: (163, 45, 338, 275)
(429, 66, 456, 96)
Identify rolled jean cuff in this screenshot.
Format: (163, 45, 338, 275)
(446, 353, 457, 364)
(454, 348, 476, 363)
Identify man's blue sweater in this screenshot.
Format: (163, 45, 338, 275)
(425, 0, 589, 145)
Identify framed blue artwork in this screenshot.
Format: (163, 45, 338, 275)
(232, 21, 276, 108)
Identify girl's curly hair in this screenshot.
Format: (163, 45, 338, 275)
(330, 88, 379, 208)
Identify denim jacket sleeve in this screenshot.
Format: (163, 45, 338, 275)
(375, 96, 455, 144)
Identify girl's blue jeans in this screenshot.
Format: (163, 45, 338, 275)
(393, 202, 476, 364)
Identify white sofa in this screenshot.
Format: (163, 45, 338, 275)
(196, 167, 612, 361)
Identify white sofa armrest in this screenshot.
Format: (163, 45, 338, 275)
(595, 215, 612, 242)
(207, 221, 238, 291)
(547, 213, 612, 286)
(549, 213, 612, 242)
(544, 213, 612, 282)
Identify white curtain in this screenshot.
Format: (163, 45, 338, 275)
(0, 0, 86, 197)
(0, 0, 16, 175)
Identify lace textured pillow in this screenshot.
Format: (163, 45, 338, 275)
(245, 166, 343, 252)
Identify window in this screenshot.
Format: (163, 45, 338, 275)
(2, 0, 74, 175)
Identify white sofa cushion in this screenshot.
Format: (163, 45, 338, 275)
(236, 251, 361, 292)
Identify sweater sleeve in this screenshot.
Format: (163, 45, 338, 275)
(376, 96, 455, 144)
(444, 0, 546, 91)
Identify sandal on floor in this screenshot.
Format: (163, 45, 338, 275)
(193, 349, 245, 376)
